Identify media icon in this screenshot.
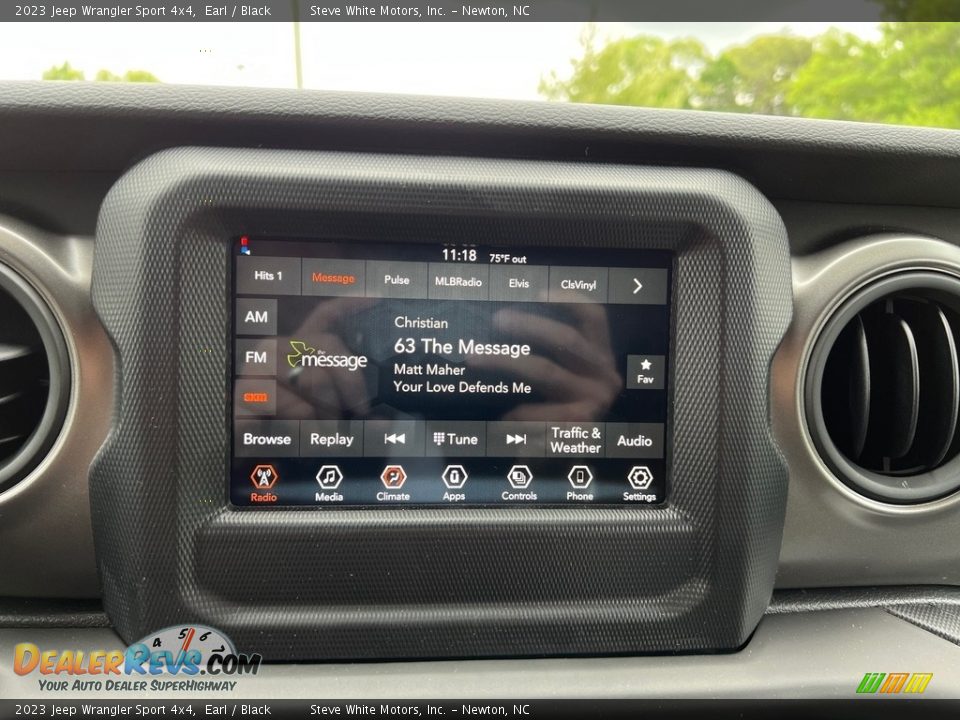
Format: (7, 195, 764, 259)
(315, 465, 343, 490)
(506, 433, 527, 446)
(442, 465, 468, 489)
(567, 465, 593, 489)
(627, 465, 654, 490)
(381, 465, 407, 489)
(385, 432, 406, 445)
(250, 464, 279, 490)
(507, 465, 533, 489)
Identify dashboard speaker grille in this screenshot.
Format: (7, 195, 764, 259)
(809, 272, 960, 503)
(0, 264, 69, 491)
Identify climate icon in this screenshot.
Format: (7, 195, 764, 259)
(381, 465, 407, 489)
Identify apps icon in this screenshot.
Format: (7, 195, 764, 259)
(381, 465, 407, 489)
(442, 465, 468, 489)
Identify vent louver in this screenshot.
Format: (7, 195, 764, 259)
(0, 264, 69, 491)
(808, 272, 960, 503)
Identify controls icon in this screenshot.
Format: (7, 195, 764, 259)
(568, 465, 593, 489)
(315, 465, 343, 490)
(442, 465, 468, 489)
(385, 432, 407, 445)
(381, 465, 407, 489)
(507, 465, 533, 489)
(250, 464, 279, 490)
(628, 465, 654, 490)
(506, 433, 527, 446)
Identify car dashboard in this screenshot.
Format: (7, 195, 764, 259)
(1, 81, 960, 701)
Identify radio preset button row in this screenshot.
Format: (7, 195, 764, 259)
(236, 256, 668, 305)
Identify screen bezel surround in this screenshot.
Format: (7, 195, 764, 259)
(90, 148, 792, 660)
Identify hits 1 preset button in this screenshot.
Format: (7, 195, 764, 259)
(236, 255, 301, 296)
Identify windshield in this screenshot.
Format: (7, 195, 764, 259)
(2, 19, 958, 130)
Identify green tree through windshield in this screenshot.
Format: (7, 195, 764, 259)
(541, 22, 960, 129)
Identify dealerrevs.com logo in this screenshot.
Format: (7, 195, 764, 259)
(14, 625, 261, 693)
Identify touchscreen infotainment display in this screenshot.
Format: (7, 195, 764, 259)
(231, 238, 672, 507)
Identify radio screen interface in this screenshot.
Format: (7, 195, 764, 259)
(231, 238, 672, 507)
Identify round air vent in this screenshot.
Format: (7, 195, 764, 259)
(0, 263, 70, 492)
(807, 271, 960, 504)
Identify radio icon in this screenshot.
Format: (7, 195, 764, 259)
(507, 465, 533, 489)
(250, 464, 279, 490)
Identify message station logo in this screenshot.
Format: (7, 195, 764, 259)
(287, 340, 369, 372)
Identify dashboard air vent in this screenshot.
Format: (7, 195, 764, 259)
(808, 272, 960, 504)
(0, 263, 69, 492)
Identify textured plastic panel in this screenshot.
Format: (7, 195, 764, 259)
(90, 148, 791, 660)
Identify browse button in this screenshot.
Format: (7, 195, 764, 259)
(235, 420, 299, 457)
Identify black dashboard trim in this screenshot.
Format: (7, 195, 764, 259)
(89, 148, 791, 660)
(1, 81, 960, 239)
